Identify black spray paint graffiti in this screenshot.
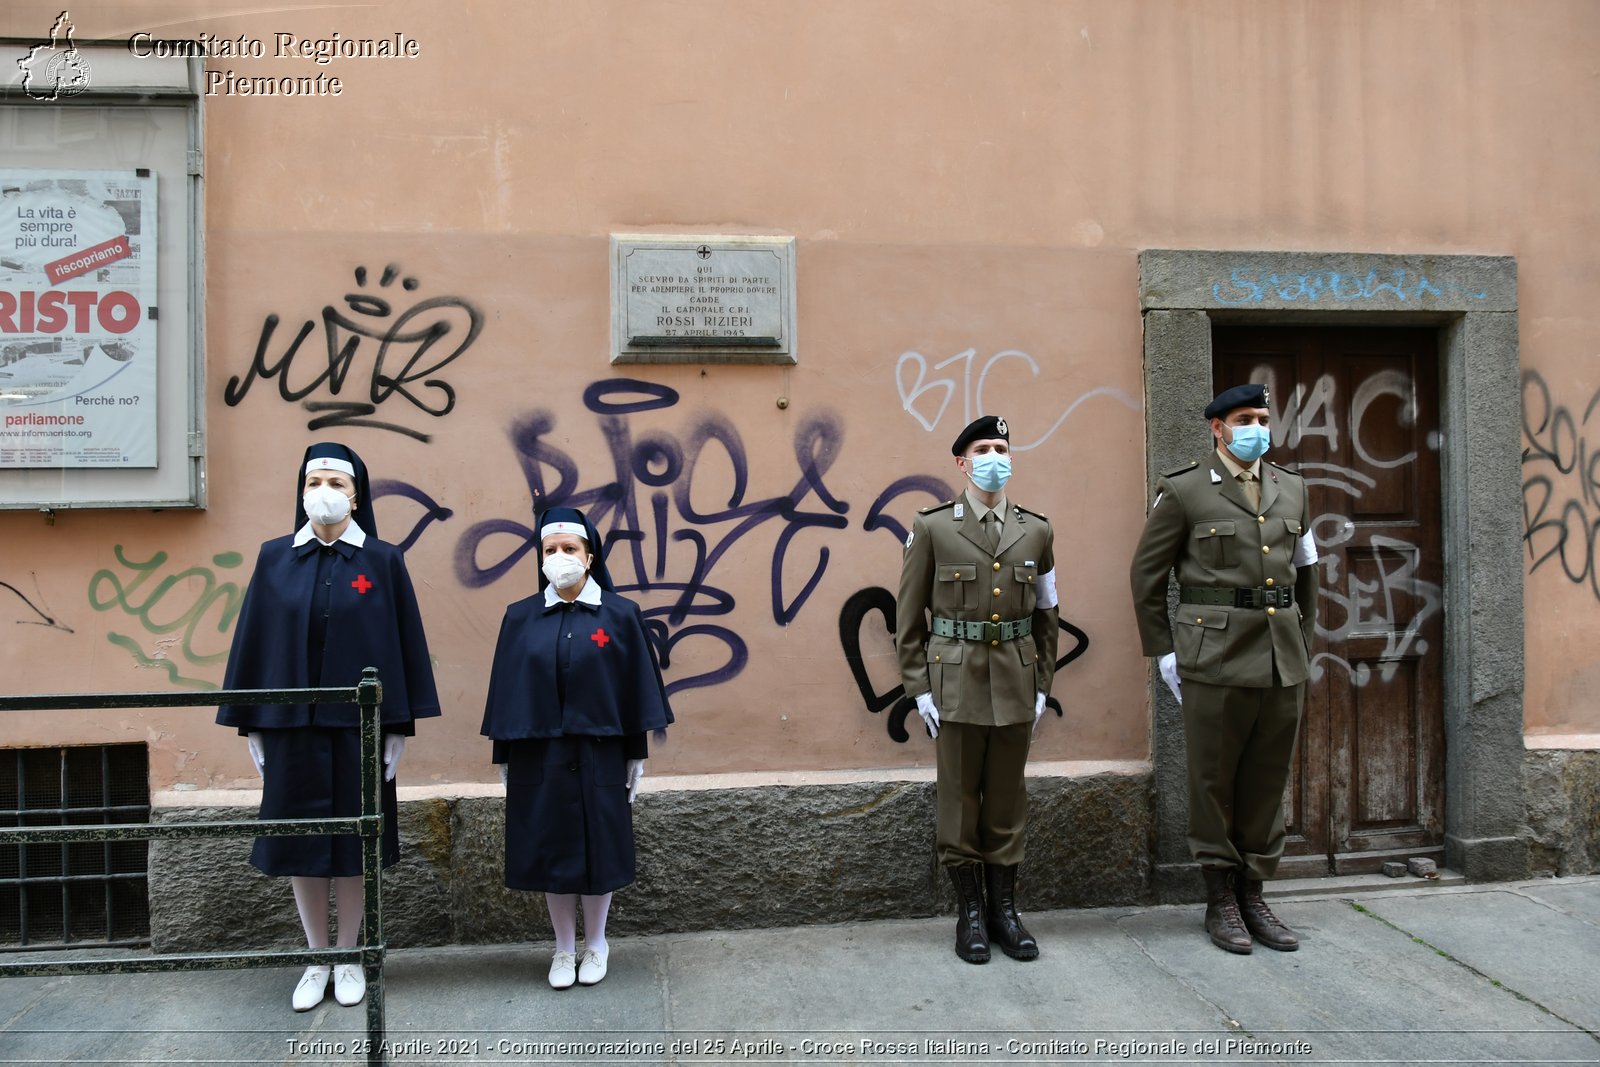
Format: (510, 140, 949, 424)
(453, 379, 851, 698)
(223, 263, 484, 442)
(2, 574, 73, 632)
(1521, 369, 1600, 599)
(837, 586, 1090, 743)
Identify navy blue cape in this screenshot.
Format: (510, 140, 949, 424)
(217, 535, 441, 731)
(480, 591, 673, 741)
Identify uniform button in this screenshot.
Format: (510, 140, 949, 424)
(1258, 515, 1266, 524)
(991, 614, 1001, 622)
(1262, 545, 1271, 554)
(568, 763, 579, 772)
(1265, 578, 1275, 587)
(934, 655, 941, 663)
(991, 639, 999, 646)
(993, 562, 1002, 571)
(1209, 527, 1217, 534)
(1196, 617, 1204, 624)
(953, 572, 960, 579)
(324, 580, 331, 586)
(1267, 607, 1277, 616)
(992, 587, 1002, 597)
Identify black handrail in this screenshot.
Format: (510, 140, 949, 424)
(0, 667, 389, 1065)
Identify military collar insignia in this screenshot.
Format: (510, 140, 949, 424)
(953, 502, 965, 519)
(1210, 468, 1222, 484)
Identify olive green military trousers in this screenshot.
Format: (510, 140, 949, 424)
(936, 721, 1032, 867)
(1182, 677, 1305, 880)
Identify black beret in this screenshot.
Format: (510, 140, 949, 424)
(1204, 383, 1270, 421)
(951, 414, 1010, 455)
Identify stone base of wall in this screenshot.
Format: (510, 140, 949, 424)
(1523, 749, 1600, 877)
(148, 768, 1153, 952)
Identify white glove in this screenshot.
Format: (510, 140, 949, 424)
(1158, 653, 1182, 704)
(1032, 691, 1047, 739)
(382, 734, 406, 782)
(498, 763, 508, 786)
(245, 732, 265, 776)
(915, 691, 940, 738)
(626, 759, 645, 804)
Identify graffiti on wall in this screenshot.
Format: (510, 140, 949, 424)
(86, 546, 246, 690)
(452, 378, 852, 697)
(896, 346, 1139, 450)
(223, 264, 485, 442)
(1246, 363, 1442, 688)
(1521, 369, 1600, 599)
(1211, 267, 1488, 308)
(2, 574, 73, 632)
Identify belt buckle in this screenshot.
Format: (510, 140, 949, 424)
(984, 621, 1002, 643)
(1261, 588, 1279, 607)
(1236, 588, 1259, 609)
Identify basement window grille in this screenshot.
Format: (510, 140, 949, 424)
(0, 745, 151, 950)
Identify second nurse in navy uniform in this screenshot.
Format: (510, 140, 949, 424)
(218, 442, 441, 1012)
(481, 506, 674, 990)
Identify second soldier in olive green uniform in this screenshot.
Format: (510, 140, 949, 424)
(897, 415, 1061, 964)
(1129, 383, 1320, 954)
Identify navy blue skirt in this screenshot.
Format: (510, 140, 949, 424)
(251, 727, 399, 877)
(503, 735, 635, 894)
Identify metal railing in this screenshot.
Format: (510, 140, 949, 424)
(0, 667, 388, 1066)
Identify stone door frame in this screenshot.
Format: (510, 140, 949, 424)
(1138, 249, 1527, 900)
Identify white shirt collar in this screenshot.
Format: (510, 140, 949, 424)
(292, 519, 367, 549)
(543, 575, 603, 608)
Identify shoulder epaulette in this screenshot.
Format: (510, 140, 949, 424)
(1162, 460, 1202, 478)
(1013, 504, 1049, 522)
(1266, 459, 1303, 476)
(919, 499, 958, 515)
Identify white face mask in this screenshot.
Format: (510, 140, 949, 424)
(542, 552, 588, 590)
(303, 485, 353, 526)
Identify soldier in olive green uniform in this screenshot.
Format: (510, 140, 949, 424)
(897, 415, 1061, 965)
(1130, 384, 1320, 955)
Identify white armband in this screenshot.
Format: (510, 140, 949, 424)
(1293, 530, 1319, 567)
(1035, 567, 1058, 610)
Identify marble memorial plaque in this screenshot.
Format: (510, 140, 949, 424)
(612, 234, 796, 363)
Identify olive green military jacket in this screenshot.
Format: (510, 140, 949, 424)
(896, 495, 1061, 727)
(1129, 452, 1319, 688)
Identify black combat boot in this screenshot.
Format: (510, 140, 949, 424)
(947, 863, 990, 964)
(1201, 867, 1253, 954)
(1235, 871, 1300, 951)
(984, 864, 1039, 960)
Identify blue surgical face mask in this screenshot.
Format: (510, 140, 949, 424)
(1225, 424, 1271, 463)
(968, 452, 1012, 493)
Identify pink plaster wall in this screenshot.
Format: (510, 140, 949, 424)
(3, 0, 1598, 791)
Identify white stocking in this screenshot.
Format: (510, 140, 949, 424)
(290, 876, 330, 949)
(333, 875, 364, 948)
(545, 892, 578, 953)
(581, 892, 612, 954)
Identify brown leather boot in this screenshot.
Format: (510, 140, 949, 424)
(1201, 867, 1252, 954)
(1236, 872, 1300, 951)
(984, 863, 1039, 960)
(948, 863, 990, 964)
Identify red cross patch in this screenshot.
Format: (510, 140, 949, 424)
(590, 628, 610, 648)
(351, 574, 373, 594)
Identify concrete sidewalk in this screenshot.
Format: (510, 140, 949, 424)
(2, 875, 1598, 1066)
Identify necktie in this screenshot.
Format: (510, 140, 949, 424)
(983, 512, 999, 553)
(1239, 471, 1260, 511)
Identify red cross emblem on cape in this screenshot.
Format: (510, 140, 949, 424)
(590, 628, 610, 648)
(351, 574, 373, 594)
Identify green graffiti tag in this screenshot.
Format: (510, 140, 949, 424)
(87, 545, 247, 690)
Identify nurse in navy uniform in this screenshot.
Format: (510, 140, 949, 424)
(481, 506, 674, 990)
(218, 442, 441, 1011)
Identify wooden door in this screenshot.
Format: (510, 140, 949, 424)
(1213, 326, 1445, 876)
